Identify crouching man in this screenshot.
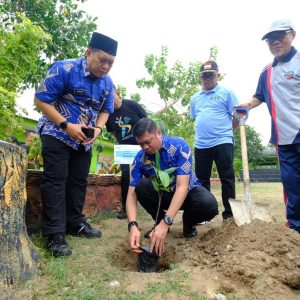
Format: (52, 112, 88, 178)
(127, 118, 218, 256)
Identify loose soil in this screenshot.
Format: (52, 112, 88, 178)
(111, 217, 300, 299)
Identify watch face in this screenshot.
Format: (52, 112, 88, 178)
(164, 215, 173, 225)
(60, 121, 68, 130)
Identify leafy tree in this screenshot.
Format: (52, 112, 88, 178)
(0, 14, 50, 139)
(136, 46, 202, 115)
(233, 125, 264, 168)
(129, 93, 141, 102)
(136, 46, 219, 147)
(1, 0, 97, 89)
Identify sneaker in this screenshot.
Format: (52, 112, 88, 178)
(183, 225, 197, 238)
(66, 221, 102, 238)
(47, 233, 72, 257)
(117, 210, 127, 220)
(198, 219, 214, 225)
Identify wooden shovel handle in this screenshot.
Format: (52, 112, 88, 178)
(240, 124, 252, 205)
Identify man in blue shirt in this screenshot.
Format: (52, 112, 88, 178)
(34, 32, 118, 257)
(190, 61, 238, 220)
(127, 118, 218, 256)
(236, 19, 300, 234)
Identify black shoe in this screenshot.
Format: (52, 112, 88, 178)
(117, 210, 127, 220)
(47, 233, 72, 257)
(183, 225, 197, 238)
(66, 221, 102, 238)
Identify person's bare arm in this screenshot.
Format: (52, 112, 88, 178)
(165, 175, 189, 218)
(126, 186, 142, 254)
(150, 175, 189, 256)
(232, 116, 239, 129)
(235, 97, 263, 110)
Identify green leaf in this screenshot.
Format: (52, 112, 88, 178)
(155, 151, 160, 169)
(164, 167, 177, 175)
(157, 170, 170, 188)
(151, 178, 160, 192)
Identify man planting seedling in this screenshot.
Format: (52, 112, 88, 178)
(126, 118, 218, 256)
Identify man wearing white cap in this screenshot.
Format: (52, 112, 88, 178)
(34, 32, 118, 256)
(236, 19, 300, 234)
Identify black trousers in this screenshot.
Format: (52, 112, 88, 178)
(135, 178, 218, 227)
(120, 164, 130, 208)
(40, 135, 92, 236)
(194, 143, 235, 219)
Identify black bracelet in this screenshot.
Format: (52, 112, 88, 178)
(95, 126, 102, 131)
(128, 221, 138, 232)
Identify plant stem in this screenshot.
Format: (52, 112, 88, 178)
(153, 192, 162, 232)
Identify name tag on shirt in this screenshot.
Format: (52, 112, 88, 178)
(74, 89, 86, 95)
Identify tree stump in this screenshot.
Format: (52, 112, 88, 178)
(0, 141, 39, 289)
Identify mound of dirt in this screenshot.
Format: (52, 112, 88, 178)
(112, 219, 300, 299)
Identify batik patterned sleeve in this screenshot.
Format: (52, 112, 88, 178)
(35, 62, 66, 104)
(129, 152, 144, 187)
(101, 77, 114, 114)
(175, 141, 193, 176)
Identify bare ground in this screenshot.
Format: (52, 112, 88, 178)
(111, 216, 300, 300)
(3, 183, 300, 299)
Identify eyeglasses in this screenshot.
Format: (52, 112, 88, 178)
(200, 72, 217, 79)
(265, 30, 293, 44)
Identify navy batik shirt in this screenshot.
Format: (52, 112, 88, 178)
(35, 57, 114, 151)
(130, 136, 201, 192)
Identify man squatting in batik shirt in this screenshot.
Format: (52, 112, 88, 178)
(126, 118, 218, 256)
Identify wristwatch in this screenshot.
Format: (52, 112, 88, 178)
(59, 120, 69, 130)
(163, 214, 173, 226)
(128, 221, 138, 232)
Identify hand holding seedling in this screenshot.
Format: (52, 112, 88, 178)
(149, 220, 169, 256)
(148, 151, 177, 256)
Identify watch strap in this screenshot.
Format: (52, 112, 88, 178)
(59, 120, 68, 130)
(128, 221, 138, 232)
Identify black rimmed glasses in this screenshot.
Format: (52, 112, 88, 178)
(200, 71, 217, 79)
(265, 30, 293, 44)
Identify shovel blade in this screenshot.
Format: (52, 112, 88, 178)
(228, 198, 252, 226)
(229, 198, 274, 226)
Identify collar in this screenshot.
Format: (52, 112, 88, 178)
(161, 136, 168, 151)
(81, 57, 90, 77)
(200, 84, 219, 94)
(272, 46, 297, 66)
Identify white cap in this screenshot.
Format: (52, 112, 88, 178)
(262, 18, 294, 40)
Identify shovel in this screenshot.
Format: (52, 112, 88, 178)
(229, 108, 274, 226)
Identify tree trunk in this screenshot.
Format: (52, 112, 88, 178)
(0, 141, 39, 289)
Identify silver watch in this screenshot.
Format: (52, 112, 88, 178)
(163, 214, 173, 225)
